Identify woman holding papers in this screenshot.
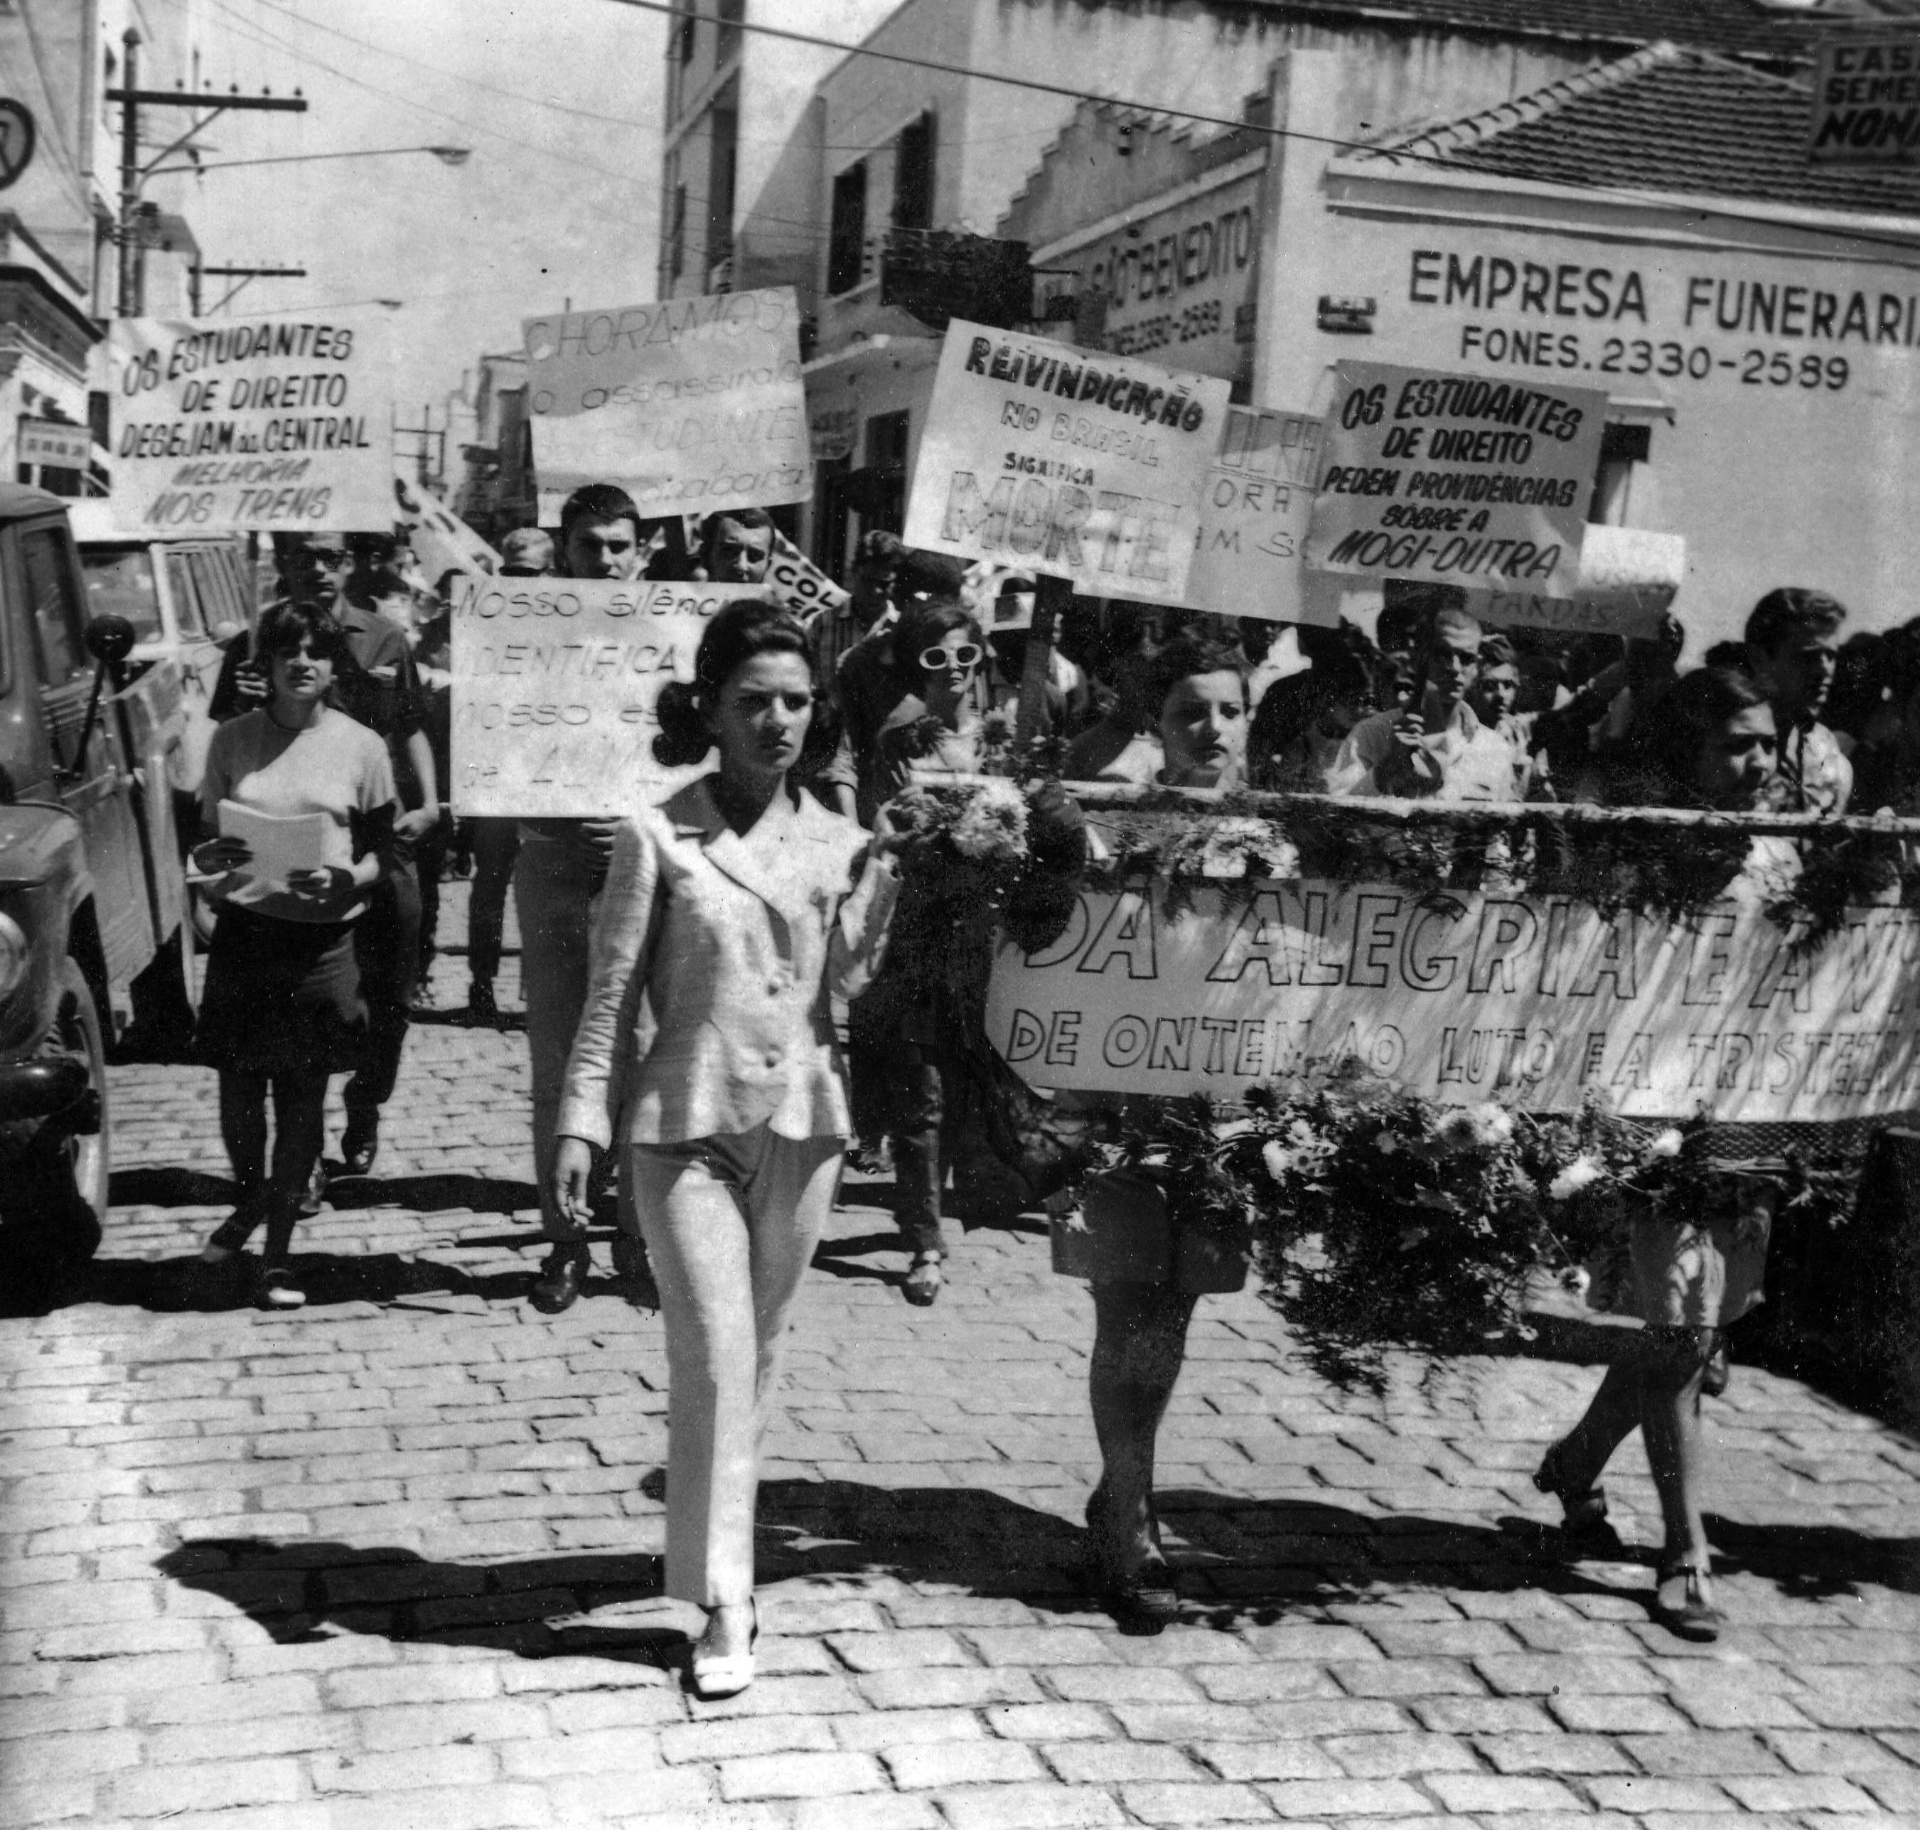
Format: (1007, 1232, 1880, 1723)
(189, 599, 398, 1309)
(550, 598, 903, 1700)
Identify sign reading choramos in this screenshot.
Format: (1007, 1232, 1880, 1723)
(903, 318, 1229, 604)
(988, 879, 1920, 1123)
(109, 315, 394, 533)
(522, 288, 810, 524)
(1810, 34, 1920, 164)
(1183, 404, 1323, 624)
(1305, 360, 1605, 595)
(450, 577, 764, 818)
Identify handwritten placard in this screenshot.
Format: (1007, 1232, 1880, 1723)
(1305, 361, 1605, 596)
(449, 576, 766, 818)
(903, 318, 1228, 604)
(1183, 405, 1323, 623)
(988, 878, 1920, 1122)
(108, 314, 394, 532)
(522, 289, 810, 524)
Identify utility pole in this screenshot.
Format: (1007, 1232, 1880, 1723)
(109, 27, 308, 317)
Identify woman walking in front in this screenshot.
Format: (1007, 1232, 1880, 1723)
(551, 599, 902, 1698)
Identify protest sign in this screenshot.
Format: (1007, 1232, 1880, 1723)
(987, 878, 1920, 1123)
(1809, 34, 1920, 164)
(1470, 524, 1685, 640)
(522, 288, 810, 524)
(108, 315, 394, 533)
(765, 527, 850, 620)
(392, 473, 499, 582)
(449, 576, 764, 818)
(1304, 361, 1605, 595)
(1182, 404, 1322, 623)
(903, 318, 1229, 604)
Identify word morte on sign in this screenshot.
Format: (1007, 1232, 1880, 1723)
(903, 317, 1229, 605)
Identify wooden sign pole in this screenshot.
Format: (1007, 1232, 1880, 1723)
(1014, 573, 1068, 756)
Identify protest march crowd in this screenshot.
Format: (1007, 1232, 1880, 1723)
(168, 456, 1903, 1692)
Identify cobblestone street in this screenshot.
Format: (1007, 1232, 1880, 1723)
(5, 892, 1920, 1829)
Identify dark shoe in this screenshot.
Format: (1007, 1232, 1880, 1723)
(844, 1136, 892, 1175)
(1702, 1333, 1731, 1398)
(467, 980, 500, 1029)
(530, 1240, 590, 1314)
(1083, 1483, 1179, 1635)
(1533, 1443, 1628, 1558)
(296, 1160, 328, 1218)
(903, 1252, 943, 1307)
(1654, 1558, 1722, 1641)
(340, 1114, 379, 1179)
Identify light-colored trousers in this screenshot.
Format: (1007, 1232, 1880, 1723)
(633, 1126, 843, 1608)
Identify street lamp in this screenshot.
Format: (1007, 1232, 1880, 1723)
(145, 143, 474, 178)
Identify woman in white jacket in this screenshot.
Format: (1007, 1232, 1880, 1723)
(552, 598, 902, 1698)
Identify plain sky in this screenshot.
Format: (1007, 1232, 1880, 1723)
(177, 0, 667, 415)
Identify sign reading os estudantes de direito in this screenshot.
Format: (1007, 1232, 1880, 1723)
(110, 315, 395, 533)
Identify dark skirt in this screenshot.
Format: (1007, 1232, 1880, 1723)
(194, 904, 366, 1078)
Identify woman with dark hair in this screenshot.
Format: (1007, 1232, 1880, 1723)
(1082, 629, 1251, 788)
(870, 596, 994, 798)
(1249, 643, 1382, 792)
(1535, 664, 1788, 1642)
(190, 600, 398, 1308)
(551, 597, 902, 1699)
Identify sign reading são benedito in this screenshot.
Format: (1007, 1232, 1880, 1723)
(522, 287, 810, 525)
(109, 315, 395, 533)
(903, 318, 1229, 604)
(1304, 360, 1605, 595)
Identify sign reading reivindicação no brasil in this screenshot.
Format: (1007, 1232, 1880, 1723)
(109, 315, 395, 533)
(903, 318, 1230, 604)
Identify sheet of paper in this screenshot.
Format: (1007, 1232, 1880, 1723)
(218, 801, 333, 894)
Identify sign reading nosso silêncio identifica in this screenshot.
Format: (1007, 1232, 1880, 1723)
(1305, 360, 1605, 596)
(109, 315, 395, 532)
(522, 287, 810, 525)
(903, 318, 1230, 604)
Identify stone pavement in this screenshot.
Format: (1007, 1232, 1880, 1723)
(5, 893, 1920, 1829)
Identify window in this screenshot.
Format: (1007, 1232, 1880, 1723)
(893, 112, 936, 232)
(708, 86, 738, 275)
(22, 526, 87, 690)
(677, 4, 697, 65)
(717, 0, 745, 65)
(827, 161, 868, 296)
(1589, 422, 1652, 525)
(668, 182, 688, 283)
(79, 545, 163, 643)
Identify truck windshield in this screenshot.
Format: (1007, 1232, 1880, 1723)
(78, 545, 163, 643)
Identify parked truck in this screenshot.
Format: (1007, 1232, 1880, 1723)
(0, 484, 195, 1301)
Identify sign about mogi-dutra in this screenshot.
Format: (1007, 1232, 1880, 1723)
(903, 318, 1229, 604)
(109, 315, 394, 532)
(522, 287, 810, 524)
(1182, 404, 1323, 624)
(1809, 34, 1920, 164)
(1305, 361, 1605, 596)
(988, 881, 1920, 1123)
(449, 577, 765, 818)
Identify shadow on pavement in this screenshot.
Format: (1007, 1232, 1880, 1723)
(110, 1166, 239, 1208)
(311, 1172, 539, 1215)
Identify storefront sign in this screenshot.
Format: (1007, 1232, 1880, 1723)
(16, 416, 91, 471)
(1809, 35, 1920, 164)
(1068, 163, 1261, 381)
(108, 315, 395, 532)
(522, 288, 810, 523)
(1305, 361, 1605, 594)
(1183, 404, 1322, 623)
(988, 879, 1920, 1122)
(903, 317, 1229, 603)
(449, 577, 763, 817)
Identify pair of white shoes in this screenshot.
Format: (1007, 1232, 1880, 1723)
(690, 1601, 758, 1699)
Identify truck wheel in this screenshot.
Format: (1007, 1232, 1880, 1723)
(4, 960, 111, 1300)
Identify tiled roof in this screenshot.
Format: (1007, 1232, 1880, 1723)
(1251, 0, 1917, 60)
(1357, 42, 1920, 217)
